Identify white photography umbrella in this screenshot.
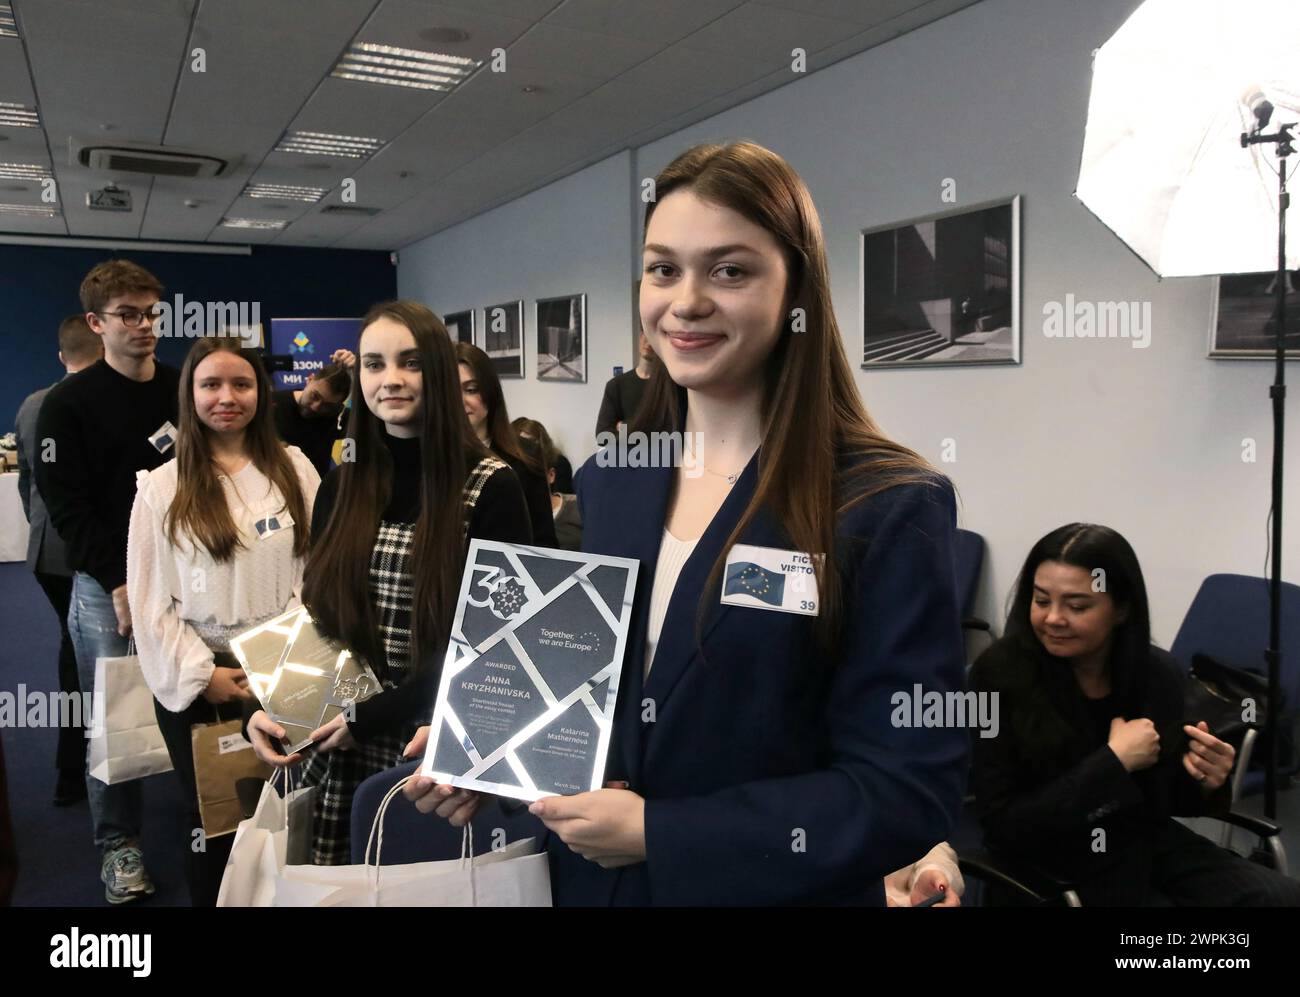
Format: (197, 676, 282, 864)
(1077, 0, 1300, 820)
(1076, 0, 1299, 277)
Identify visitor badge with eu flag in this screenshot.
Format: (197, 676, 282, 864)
(721, 543, 822, 616)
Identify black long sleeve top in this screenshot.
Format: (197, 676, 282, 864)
(33, 358, 180, 594)
(969, 636, 1229, 883)
(311, 433, 532, 742)
(496, 449, 557, 548)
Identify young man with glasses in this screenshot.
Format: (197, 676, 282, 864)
(35, 259, 179, 904)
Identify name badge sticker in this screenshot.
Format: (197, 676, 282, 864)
(148, 421, 177, 454)
(254, 512, 294, 539)
(721, 543, 822, 616)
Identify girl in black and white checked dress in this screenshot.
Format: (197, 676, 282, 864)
(247, 302, 531, 864)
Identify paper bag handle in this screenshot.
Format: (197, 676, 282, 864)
(363, 776, 479, 904)
(266, 764, 299, 832)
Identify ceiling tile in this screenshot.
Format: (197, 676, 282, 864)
(288, 76, 444, 146)
(676, 1, 863, 64)
(756, 0, 929, 27)
(502, 22, 665, 81)
(613, 41, 774, 100)
(0, 36, 37, 104)
(358, 0, 536, 62)
(543, 0, 744, 45)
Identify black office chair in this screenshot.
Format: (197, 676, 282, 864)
(958, 847, 1083, 907)
(953, 528, 990, 635)
(1169, 573, 1300, 832)
(957, 811, 1289, 906)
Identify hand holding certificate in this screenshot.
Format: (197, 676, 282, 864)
(422, 541, 638, 802)
(230, 606, 383, 754)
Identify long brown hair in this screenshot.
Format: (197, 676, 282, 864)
(511, 417, 558, 472)
(632, 141, 938, 649)
(167, 337, 310, 561)
(303, 301, 487, 673)
(455, 342, 545, 477)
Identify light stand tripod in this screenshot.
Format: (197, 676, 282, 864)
(1240, 111, 1296, 817)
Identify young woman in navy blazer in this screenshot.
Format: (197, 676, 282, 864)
(406, 141, 969, 905)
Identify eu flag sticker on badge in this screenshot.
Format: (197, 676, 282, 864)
(253, 512, 293, 539)
(148, 421, 177, 454)
(721, 543, 822, 616)
(725, 562, 785, 605)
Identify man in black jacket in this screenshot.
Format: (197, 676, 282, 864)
(594, 333, 655, 441)
(35, 260, 178, 904)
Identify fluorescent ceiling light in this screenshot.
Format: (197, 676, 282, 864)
(331, 41, 479, 91)
(0, 102, 39, 128)
(0, 161, 51, 180)
(0, 5, 16, 38)
(0, 203, 58, 216)
(242, 182, 326, 202)
(274, 130, 383, 159)
(220, 217, 286, 230)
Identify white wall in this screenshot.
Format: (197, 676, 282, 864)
(397, 150, 637, 468)
(399, 0, 1299, 647)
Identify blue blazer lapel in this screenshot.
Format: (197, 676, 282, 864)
(639, 451, 761, 727)
(605, 462, 674, 789)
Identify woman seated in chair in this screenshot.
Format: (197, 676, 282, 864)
(970, 523, 1300, 906)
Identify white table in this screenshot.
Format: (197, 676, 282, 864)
(0, 471, 28, 563)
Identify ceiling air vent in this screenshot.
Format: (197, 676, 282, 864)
(320, 204, 381, 216)
(76, 144, 229, 178)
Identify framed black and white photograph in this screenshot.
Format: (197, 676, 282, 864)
(1209, 270, 1300, 359)
(442, 309, 475, 346)
(860, 195, 1020, 368)
(536, 293, 587, 382)
(483, 300, 524, 379)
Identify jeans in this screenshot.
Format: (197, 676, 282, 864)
(69, 571, 143, 852)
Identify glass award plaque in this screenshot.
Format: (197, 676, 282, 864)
(230, 606, 382, 753)
(422, 541, 639, 802)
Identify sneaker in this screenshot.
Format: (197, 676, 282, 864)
(100, 843, 155, 905)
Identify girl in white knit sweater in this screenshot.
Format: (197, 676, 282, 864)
(127, 336, 318, 905)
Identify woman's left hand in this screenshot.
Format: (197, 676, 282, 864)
(309, 713, 357, 753)
(529, 789, 646, 869)
(1182, 721, 1235, 791)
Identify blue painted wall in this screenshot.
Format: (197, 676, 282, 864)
(0, 243, 397, 430)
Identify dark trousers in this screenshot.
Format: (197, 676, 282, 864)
(152, 656, 243, 907)
(32, 571, 86, 775)
(1078, 818, 1300, 907)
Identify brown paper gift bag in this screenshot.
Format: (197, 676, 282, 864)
(192, 719, 272, 838)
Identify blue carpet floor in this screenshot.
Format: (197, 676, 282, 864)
(1, 562, 189, 907)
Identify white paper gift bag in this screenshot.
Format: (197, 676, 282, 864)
(274, 777, 552, 907)
(86, 640, 173, 784)
(216, 768, 317, 907)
